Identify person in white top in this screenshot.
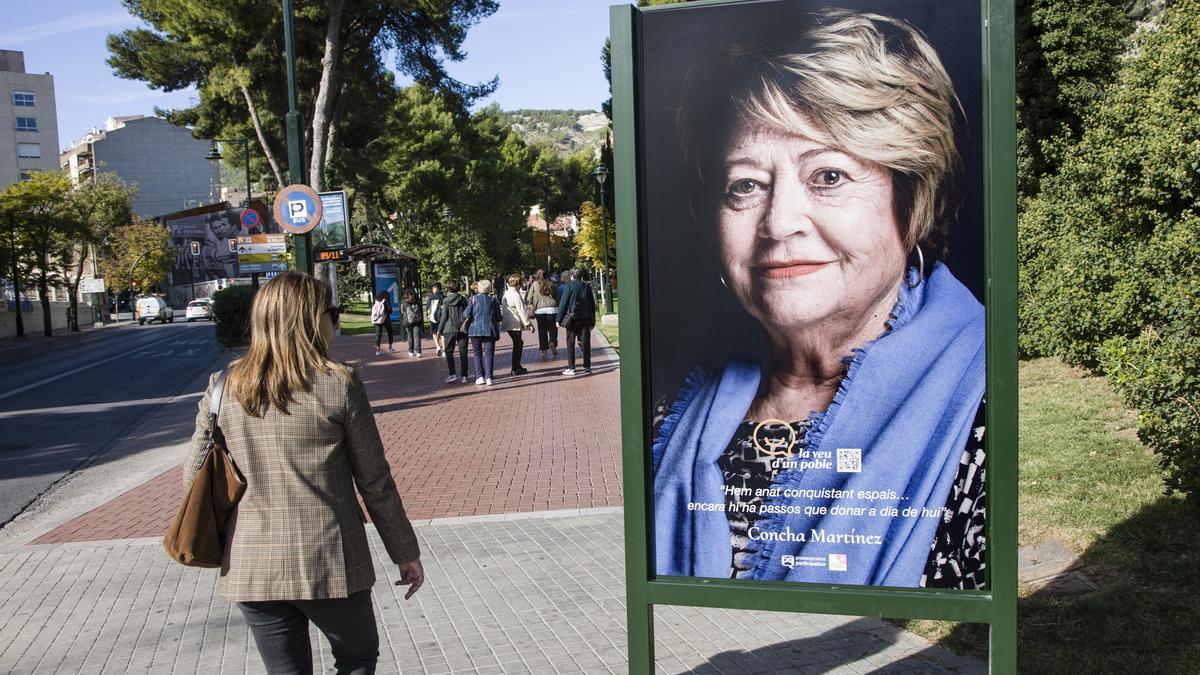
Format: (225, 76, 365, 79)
(500, 273, 534, 376)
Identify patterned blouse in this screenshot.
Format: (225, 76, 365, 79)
(652, 399, 987, 590)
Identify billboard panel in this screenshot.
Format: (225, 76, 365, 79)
(640, 0, 987, 590)
(313, 191, 350, 253)
(373, 262, 401, 323)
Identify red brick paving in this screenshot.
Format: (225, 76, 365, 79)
(32, 330, 622, 544)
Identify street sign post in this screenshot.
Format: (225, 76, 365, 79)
(272, 184, 323, 235)
(80, 278, 105, 294)
(240, 208, 262, 230)
(237, 234, 289, 274)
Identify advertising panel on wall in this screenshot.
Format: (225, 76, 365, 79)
(372, 262, 401, 323)
(613, 0, 1017, 671)
(313, 191, 350, 253)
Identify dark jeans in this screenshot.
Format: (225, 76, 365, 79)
(566, 325, 592, 370)
(471, 336, 496, 380)
(238, 589, 378, 675)
(534, 314, 558, 352)
(405, 325, 421, 353)
(444, 333, 468, 376)
(508, 330, 525, 371)
(373, 322, 392, 349)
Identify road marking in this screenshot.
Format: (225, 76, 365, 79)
(0, 392, 203, 420)
(0, 330, 202, 402)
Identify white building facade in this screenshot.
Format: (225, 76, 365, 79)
(0, 50, 59, 189)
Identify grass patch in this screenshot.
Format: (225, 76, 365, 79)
(339, 312, 376, 336)
(902, 357, 1199, 672)
(595, 297, 619, 352)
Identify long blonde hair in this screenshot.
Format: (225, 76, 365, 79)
(227, 271, 348, 417)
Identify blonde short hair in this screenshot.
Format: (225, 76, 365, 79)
(475, 279, 492, 294)
(679, 9, 963, 254)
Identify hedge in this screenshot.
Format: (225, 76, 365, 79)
(211, 284, 258, 350)
(1019, 1, 1200, 496)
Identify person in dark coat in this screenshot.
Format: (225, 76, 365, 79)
(556, 269, 597, 375)
(436, 280, 470, 383)
(461, 279, 502, 385)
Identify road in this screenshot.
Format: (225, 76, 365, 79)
(0, 321, 224, 526)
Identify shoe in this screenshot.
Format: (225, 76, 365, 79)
(387, 347, 395, 353)
(460, 376, 469, 384)
(416, 352, 422, 357)
(445, 374, 458, 383)
(408, 351, 414, 356)
(485, 378, 494, 386)
(515, 367, 529, 375)
(475, 377, 485, 385)
(551, 347, 558, 357)
(436, 348, 443, 356)
(562, 368, 577, 376)
(375, 350, 383, 356)
(583, 368, 592, 374)
(539, 350, 548, 359)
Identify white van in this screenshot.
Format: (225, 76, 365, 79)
(135, 295, 174, 325)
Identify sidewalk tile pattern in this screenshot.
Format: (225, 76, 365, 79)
(33, 332, 622, 545)
(1, 512, 984, 674)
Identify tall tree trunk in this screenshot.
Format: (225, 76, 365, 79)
(324, 81, 348, 173)
(36, 268, 51, 337)
(66, 245, 88, 332)
(239, 84, 286, 189)
(309, 0, 346, 192)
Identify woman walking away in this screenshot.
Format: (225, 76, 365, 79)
(526, 271, 559, 359)
(427, 284, 445, 357)
(461, 278, 502, 385)
(370, 291, 394, 356)
(400, 288, 423, 357)
(500, 274, 533, 376)
(557, 269, 597, 376)
(437, 280, 470, 384)
(184, 271, 424, 674)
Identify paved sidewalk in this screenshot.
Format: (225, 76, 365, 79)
(0, 510, 982, 675)
(0, 328, 985, 673)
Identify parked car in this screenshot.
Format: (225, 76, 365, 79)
(185, 298, 214, 322)
(135, 295, 174, 325)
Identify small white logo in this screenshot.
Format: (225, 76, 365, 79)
(287, 199, 309, 222)
(828, 553, 848, 572)
(781, 554, 796, 569)
(836, 448, 862, 473)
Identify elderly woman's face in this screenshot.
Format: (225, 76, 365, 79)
(716, 124, 906, 331)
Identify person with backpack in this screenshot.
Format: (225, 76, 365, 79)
(436, 280, 470, 383)
(426, 283, 445, 357)
(556, 269, 596, 376)
(399, 288, 423, 357)
(461, 279, 502, 385)
(370, 291, 394, 356)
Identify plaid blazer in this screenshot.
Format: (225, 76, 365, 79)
(185, 366, 419, 602)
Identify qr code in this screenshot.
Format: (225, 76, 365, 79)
(836, 448, 862, 473)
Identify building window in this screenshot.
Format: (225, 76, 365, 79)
(12, 91, 35, 107)
(17, 143, 40, 158)
(19, 171, 32, 181)
(15, 116, 37, 132)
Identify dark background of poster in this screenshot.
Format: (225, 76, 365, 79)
(639, 0, 985, 403)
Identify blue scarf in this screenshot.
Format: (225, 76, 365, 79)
(652, 262, 984, 586)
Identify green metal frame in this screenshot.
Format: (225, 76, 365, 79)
(612, 0, 1018, 672)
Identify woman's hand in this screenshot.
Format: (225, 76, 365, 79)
(395, 559, 425, 600)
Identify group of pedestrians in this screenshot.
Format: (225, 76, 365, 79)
(369, 268, 598, 385)
(178, 268, 602, 673)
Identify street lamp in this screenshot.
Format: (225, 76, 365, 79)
(127, 250, 148, 325)
(205, 138, 253, 208)
(593, 162, 613, 315)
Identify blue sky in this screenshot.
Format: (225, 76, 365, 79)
(0, 0, 617, 152)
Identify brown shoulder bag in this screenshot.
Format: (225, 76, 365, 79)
(163, 371, 246, 567)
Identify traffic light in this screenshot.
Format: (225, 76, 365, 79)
(190, 241, 200, 256)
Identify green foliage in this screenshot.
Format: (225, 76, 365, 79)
(1015, 0, 1132, 196)
(1020, 0, 1200, 497)
(504, 109, 606, 155)
(337, 265, 371, 307)
(98, 220, 175, 295)
(211, 284, 257, 349)
(575, 200, 616, 271)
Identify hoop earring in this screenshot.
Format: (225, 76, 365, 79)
(905, 246, 925, 289)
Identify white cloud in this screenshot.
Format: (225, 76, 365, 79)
(0, 10, 133, 46)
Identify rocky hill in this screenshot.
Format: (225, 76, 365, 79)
(504, 109, 608, 157)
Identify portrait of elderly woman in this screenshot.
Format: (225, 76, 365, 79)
(648, 6, 986, 590)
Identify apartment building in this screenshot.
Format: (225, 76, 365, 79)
(0, 50, 60, 189)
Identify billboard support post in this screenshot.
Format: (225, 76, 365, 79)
(613, 1, 1017, 673)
